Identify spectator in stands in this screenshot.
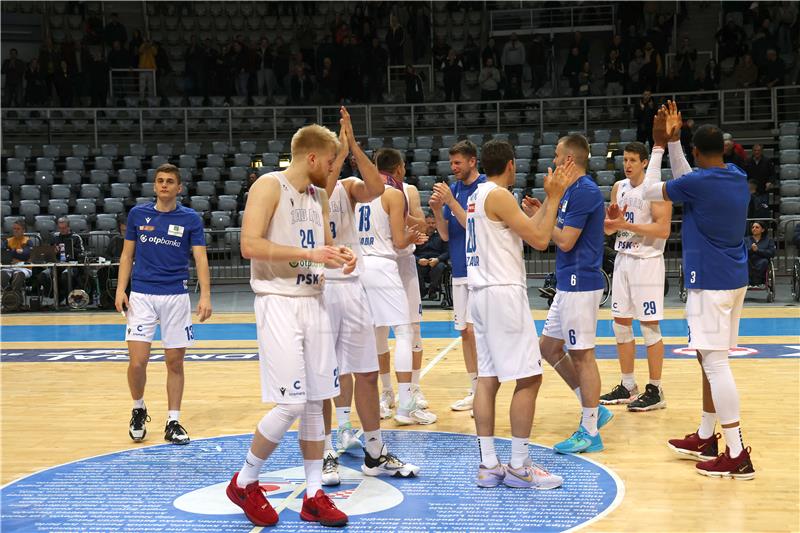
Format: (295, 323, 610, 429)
(608, 33, 629, 65)
(340, 35, 365, 103)
(716, 17, 746, 62)
(501, 33, 526, 88)
(405, 64, 424, 104)
(365, 37, 388, 103)
(386, 14, 405, 65)
(744, 144, 776, 194)
(628, 48, 645, 92)
(604, 48, 626, 97)
(238, 172, 260, 211)
(105, 13, 127, 47)
(38, 38, 58, 101)
(87, 49, 109, 107)
(635, 90, 656, 146)
(50, 217, 87, 305)
(154, 42, 173, 97)
(53, 59, 74, 107)
(747, 180, 772, 221)
(231, 41, 248, 98)
(775, 3, 798, 55)
(24, 58, 47, 106)
(2, 220, 32, 296)
(289, 64, 314, 104)
(129, 30, 143, 67)
(138, 38, 157, 97)
(185, 36, 208, 98)
(317, 56, 339, 104)
(723, 138, 745, 169)
(563, 47, 585, 97)
(462, 36, 480, 72)
(479, 57, 501, 101)
(482, 37, 501, 72)
(255, 38, 276, 99)
(746, 221, 775, 287)
(273, 36, 291, 91)
(759, 49, 785, 88)
(2, 49, 25, 107)
(639, 40, 662, 91)
(107, 40, 129, 69)
(698, 58, 720, 90)
(734, 53, 759, 88)
(433, 35, 450, 67)
(505, 76, 523, 100)
(527, 34, 548, 91)
(674, 35, 697, 87)
(723, 133, 748, 161)
(415, 214, 448, 300)
(407, 3, 431, 62)
(441, 49, 463, 102)
(570, 31, 590, 63)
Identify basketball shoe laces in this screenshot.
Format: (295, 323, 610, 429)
(130, 409, 150, 429)
(313, 491, 338, 511)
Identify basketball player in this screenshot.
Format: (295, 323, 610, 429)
(356, 148, 435, 426)
(225, 125, 353, 527)
(429, 140, 486, 414)
(600, 140, 672, 411)
(537, 134, 612, 454)
(320, 108, 420, 486)
(469, 140, 576, 489)
(116, 163, 212, 445)
(643, 101, 755, 479)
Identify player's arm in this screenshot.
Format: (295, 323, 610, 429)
(342, 108, 385, 203)
(320, 188, 356, 274)
(241, 176, 348, 267)
(435, 182, 467, 229)
(664, 100, 692, 179)
(611, 199, 673, 240)
(115, 239, 136, 313)
(404, 184, 426, 232)
(385, 188, 421, 249)
(429, 192, 449, 241)
(551, 225, 582, 252)
(489, 188, 561, 250)
(192, 244, 212, 322)
(324, 120, 350, 198)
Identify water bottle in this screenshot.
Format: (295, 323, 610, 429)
(58, 243, 66, 263)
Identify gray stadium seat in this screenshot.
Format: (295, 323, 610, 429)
(536, 159, 551, 173)
(779, 122, 799, 136)
(598, 186, 612, 201)
(87, 231, 111, 256)
(94, 156, 114, 171)
(66, 214, 89, 233)
(72, 144, 90, 158)
(48, 200, 69, 217)
(411, 162, 429, 176)
(590, 143, 608, 157)
(436, 161, 451, 176)
(206, 154, 225, 168)
(542, 132, 560, 145)
(151, 155, 169, 168)
(210, 211, 232, 229)
(34, 172, 54, 186)
(513, 174, 527, 189)
(515, 146, 533, 159)
(217, 195, 238, 212)
(492, 133, 510, 142)
(261, 153, 279, 166)
(90, 170, 110, 184)
(5, 171, 25, 186)
(95, 214, 118, 231)
(441, 134, 458, 147)
(101, 144, 119, 158)
(595, 171, 616, 186)
(190, 196, 211, 213)
(780, 181, 800, 197)
(123, 156, 142, 170)
(20, 185, 40, 200)
(267, 140, 284, 153)
(110, 183, 131, 198)
(392, 137, 409, 150)
(593, 130, 612, 143)
(3, 216, 18, 233)
(224, 180, 243, 196)
(212, 141, 230, 155)
(129, 143, 148, 157)
(780, 198, 800, 215)
(417, 176, 436, 190)
(75, 198, 97, 217)
(233, 153, 251, 167)
(516, 159, 531, 174)
(14, 145, 32, 159)
(781, 164, 800, 180)
(202, 168, 221, 181)
(614, 155, 624, 171)
(157, 143, 174, 156)
(0, 186, 8, 201)
(184, 142, 202, 156)
(779, 135, 799, 150)
(195, 181, 216, 196)
(517, 132, 535, 146)
(81, 184, 102, 199)
(7, 158, 25, 171)
(36, 157, 55, 172)
(35, 215, 57, 233)
(534, 173, 546, 188)
(418, 190, 432, 207)
(467, 134, 483, 146)
(781, 150, 800, 164)
(42, 144, 61, 158)
(117, 168, 138, 184)
(589, 156, 607, 172)
(179, 155, 197, 169)
(416, 136, 434, 149)
(19, 200, 40, 222)
(229, 167, 248, 180)
(413, 149, 432, 163)
(65, 157, 84, 172)
(538, 145, 556, 159)
(240, 141, 257, 154)
(437, 147, 450, 161)
(50, 184, 72, 200)
(367, 137, 383, 150)
(62, 170, 82, 186)
(619, 128, 637, 143)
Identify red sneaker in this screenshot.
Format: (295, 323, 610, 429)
(300, 489, 348, 527)
(696, 446, 756, 480)
(226, 473, 279, 527)
(667, 431, 720, 460)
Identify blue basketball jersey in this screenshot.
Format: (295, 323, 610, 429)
(444, 174, 486, 278)
(555, 175, 605, 292)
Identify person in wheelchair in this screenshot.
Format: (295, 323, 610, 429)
(746, 220, 775, 288)
(2, 219, 32, 307)
(415, 213, 449, 301)
(98, 216, 129, 308)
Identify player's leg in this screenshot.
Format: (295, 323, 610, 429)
(124, 292, 158, 442)
(540, 291, 580, 397)
(375, 326, 394, 418)
(399, 255, 429, 408)
(159, 293, 195, 444)
(410, 322, 429, 408)
(451, 281, 478, 411)
(603, 256, 639, 404)
(393, 321, 436, 424)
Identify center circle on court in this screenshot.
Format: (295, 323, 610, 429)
(1, 430, 623, 532)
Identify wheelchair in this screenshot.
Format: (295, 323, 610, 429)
(678, 261, 776, 302)
(540, 268, 611, 308)
(792, 257, 800, 302)
(438, 264, 454, 309)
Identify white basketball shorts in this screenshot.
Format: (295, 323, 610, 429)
(360, 255, 410, 327)
(685, 287, 746, 351)
(611, 254, 665, 321)
(471, 285, 542, 382)
(125, 292, 194, 349)
(397, 253, 423, 324)
(255, 293, 340, 404)
(325, 279, 380, 374)
(452, 276, 473, 331)
(542, 289, 603, 350)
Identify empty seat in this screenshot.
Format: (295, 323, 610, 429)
(179, 155, 197, 169)
(35, 215, 57, 233)
(121, 156, 141, 170)
(65, 157, 84, 171)
(129, 143, 148, 157)
(239, 141, 256, 154)
(2, 216, 17, 233)
(781, 164, 800, 180)
(779, 198, 800, 215)
(20, 185, 41, 200)
(619, 128, 637, 143)
(267, 140, 284, 153)
(94, 156, 114, 171)
(517, 132, 535, 146)
(195, 181, 216, 196)
(156, 143, 173, 156)
(0, 186, 8, 201)
(151, 155, 170, 168)
(437, 147, 450, 161)
(110, 183, 131, 198)
(590, 143, 608, 157)
(42, 144, 61, 158)
(436, 161, 451, 176)
(66, 214, 89, 233)
(588, 156, 607, 172)
(534, 173, 546, 188)
(261, 153, 279, 166)
(14, 145, 32, 159)
(101, 144, 119, 158)
(416, 176, 436, 190)
(184, 142, 202, 156)
(614, 155, 625, 171)
(206, 154, 225, 168)
(598, 186, 612, 201)
(50, 184, 72, 200)
(75, 198, 97, 217)
(202, 168, 221, 181)
(593, 130, 612, 143)
(80, 184, 102, 199)
(190, 196, 211, 213)
(34, 172, 54, 186)
(5, 171, 26, 186)
(62, 170, 81, 186)
(779, 122, 799, 135)
(779, 135, 799, 150)
(103, 198, 125, 214)
(210, 211, 232, 229)
(7, 158, 25, 172)
(536, 159, 551, 173)
(90, 170, 110, 184)
(411, 162, 429, 176)
(513, 174, 527, 188)
(416, 136, 434, 149)
(441, 134, 458, 147)
(780, 180, 800, 197)
(210, 141, 229, 155)
(516, 159, 531, 174)
(413, 149, 432, 163)
(467, 134, 483, 146)
(515, 146, 533, 159)
(95, 214, 118, 231)
(392, 137, 410, 150)
(781, 150, 800, 165)
(230, 167, 248, 180)
(541, 131, 560, 145)
(538, 145, 556, 159)
(19, 200, 41, 221)
(72, 144, 91, 158)
(217, 195, 238, 212)
(595, 171, 616, 186)
(367, 137, 383, 150)
(224, 180, 243, 196)
(233, 153, 251, 167)
(49, 200, 69, 217)
(36, 157, 55, 172)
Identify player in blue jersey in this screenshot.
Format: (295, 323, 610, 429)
(429, 140, 486, 414)
(643, 101, 755, 479)
(538, 134, 613, 454)
(116, 163, 212, 445)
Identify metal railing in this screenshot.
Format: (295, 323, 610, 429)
(2, 85, 798, 149)
(490, 4, 615, 34)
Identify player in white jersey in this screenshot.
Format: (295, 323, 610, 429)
(468, 140, 576, 489)
(226, 124, 354, 528)
(600, 141, 672, 412)
(319, 108, 420, 485)
(356, 148, 436, 426)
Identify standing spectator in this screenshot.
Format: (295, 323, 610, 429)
(53, 60, 74, 107)
(405, 64, 424, 104)
(105, 13, 127, 47)
(603, 48, 625, 97)
(39, 38, 59, 101)
(2, 49, 25, 107)
(744, 144, 775, 194)
(107, 40, 129, 69)
(289, 65, 314, 104)
(1, 220, 32, 296)
(639, 40, 662, 90)
(232, 42, 249, 98)
(433, 35, 450, 67)
(563, 47, 585, 96)
(24, 58, 47, 105)
(716, 17, 746, 62)
(746, 221, 775, 287)
(205, 40, 223, 96)
(255, 38, 275, 99)
(441, 49, 463, 102)
(628, 48, 645, 93)
(674, 36, 697, 87)
(734, 53, 759, 88)
(759, 49, 785, 88)
(747, 181, 772, 221)
(87, 49, 109, 106)
(138, 39, 157, 97)
(608, 34, 629, 64)
(386, 14, 405, 65)
(365, 37, 388, 103)
(528, 34, 548, 91)
(577, 61, 591, 97)
(570, 31, 589, 62)
(407, 3, 430, 62)
(462, 36, 480, 72)
(479, 57, 501, 101)
(129, 29, 143, 67)
(185, 36, 208, 98)
(699, 59, 720, 90)
(501, 33, 525, 86)
(504, 76, 523, 100)
(273, 36, 290, 91)
(482, 37, 501, 70)
(415, 214, 449, 300)
(635, 90, 656, 146)
(317, 56, 339, 104)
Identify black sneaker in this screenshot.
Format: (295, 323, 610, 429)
(361, 444, 420, 478)
(129, 408, 150, 442)
(628, 384, 667, 412)
(599, 382, 639, 405)
(164, 420, 191, 445)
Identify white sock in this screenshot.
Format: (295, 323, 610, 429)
(581, 407, 599, 436)
(621, 373, 636, 391)
(478, 436, 498, 468)
(698, 411, 717, 439)
(573, 386, 582, 403)
(335, 407, 351, 428)
(324, 433, 333, 451)
(509, 437, 529, 469)
(304, 459, 323, 496)
(723, 426, 744, 458)
(469, 372, 478, 394)
(397, 382, 412, 415)
(364, 429, 383, 458)
(133, 398, 145, 409)
(380, 372, 392, 391)
(649, 379, 662, 388)
(411, 369, 420, 386)
(168, 410, 180, 422)
(238, 450, 266, 487)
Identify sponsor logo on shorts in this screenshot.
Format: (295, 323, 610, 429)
(279, 387, 286, 397)
(293, 380, 301, 390)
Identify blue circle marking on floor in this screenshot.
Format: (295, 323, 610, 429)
(1, 431, 623, 532)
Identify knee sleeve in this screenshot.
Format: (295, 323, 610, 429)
(612, 322, 635, 344)
(393, 324, 413, 372)
(298, 400, 324, 442)
(257, 403, 305, 443)
(411, 322, 422, 352)
(641, 323, 662, 347)
(375, 326, 390, 354)
(699, 350, 740, 425)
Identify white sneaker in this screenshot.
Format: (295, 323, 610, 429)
(380, 389, 395, 420)
(337, 424, 362, 455)
(450, 391, 474, 411)
(412, 385, 429, 410)
(503, 458, 563, 490)
(362, 444, 420, 478)
(394, 398, 438, 425)
(321, 449, 340, 486)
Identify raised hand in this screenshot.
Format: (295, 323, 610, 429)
(652, 106, 668, 147)
(337, 116, 350, 157)
(522, 195, 542, 217)
(340, 106, 355, 144)
(544, 160, 580, 198)
(606, 202, 624, 221)
(432, 182, 454, 206)
(665, 100, 682, 141)
(604, 204, 628, 232)
(428, 191, 444, 210)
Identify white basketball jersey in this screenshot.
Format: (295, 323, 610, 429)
(250, 172, 326, 296)
(326, 180, 362, 280)
(613, 178, 666, 258)
(355, 185, 397, 260)
(466, 182, 526, 289)
(396, 183, 416, 258)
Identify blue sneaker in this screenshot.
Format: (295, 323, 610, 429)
(553, 427, 604, 454)
(598, 405, 614, 429)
